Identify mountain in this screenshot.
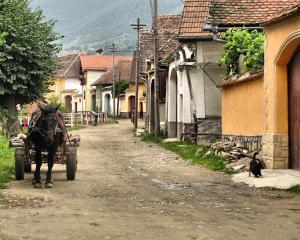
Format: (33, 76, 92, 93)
(31, 0, 184, 52)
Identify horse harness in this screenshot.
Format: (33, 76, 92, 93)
(28, 111, 65, 138)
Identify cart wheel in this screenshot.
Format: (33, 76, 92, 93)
(66, 147, 77, 181)
(24, 164, 32, 173)
(15, 148, 24, 181)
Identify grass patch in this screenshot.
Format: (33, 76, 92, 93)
(140, 133, 235, 174)
(288, 185, 300, 196)
(66, 125, 86, 132)
(140, 132, 161, 143)
(107, 118, 119, 124)
(0, 134, 14, 189)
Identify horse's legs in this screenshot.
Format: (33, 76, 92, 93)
(33, 147, 42, 188)
(45, 147, 56, 188)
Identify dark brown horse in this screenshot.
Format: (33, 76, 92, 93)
(27, 104, 65, 188)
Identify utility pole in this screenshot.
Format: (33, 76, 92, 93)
(110, 42, 117, 120)
(131, 17, 146, 129)
(153, 0, 160, 137)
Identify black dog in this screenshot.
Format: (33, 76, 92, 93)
(249, 152, 266, 178)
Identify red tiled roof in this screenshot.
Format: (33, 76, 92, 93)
(159, 35, 179, 60)
(157, 15, 182, 30)
(178, 0, 213, 39)
(263, 3, 300, 25)
(208, 0, 300, 26)
(139, 15, 181, 73)
(220, 69, 264, 88)
(178, 0, 300, 39)
(92, 60, 133, 86)
(80, 55, 133, 71)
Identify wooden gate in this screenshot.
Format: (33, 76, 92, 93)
(288, 48, 300, 169)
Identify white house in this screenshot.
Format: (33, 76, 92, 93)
(162, 0, 226, 142)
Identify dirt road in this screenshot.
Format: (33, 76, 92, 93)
(0, 121, 299, 240)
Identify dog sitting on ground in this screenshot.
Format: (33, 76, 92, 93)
(249, 152, 266, 178)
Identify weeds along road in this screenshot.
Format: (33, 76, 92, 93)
(0, 120, 299, 240)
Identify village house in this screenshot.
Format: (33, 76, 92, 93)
(91, 59, 137, 117)
(163, 0, 226, 141)
(219, 1, 300, 170)
(118, 53, 146, 119)
(48, 52, 84, 112)
(80, 55, 132, 112)
(139, 15, 181, 132)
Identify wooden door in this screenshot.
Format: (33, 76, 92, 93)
(128, 96, 135, 119)
(289, 49, 300, 169)
(92, 94, 96, 112)
(140, 102, 143, 119)
(75, 102, 78, 113)
(65, 95, 72, 113)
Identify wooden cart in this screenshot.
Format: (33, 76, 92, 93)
(10, 133, 80, 181)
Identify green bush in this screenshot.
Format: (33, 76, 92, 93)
(0, 134, 14, 189)
(289, 185, 300, 196)
(220, 28, 264, 76)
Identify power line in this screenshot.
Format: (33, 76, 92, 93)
(148, 0, 154, 23)
(131, 17, 146, 129)
(109, 42, 117, 120)
(153, 0, 160, 137)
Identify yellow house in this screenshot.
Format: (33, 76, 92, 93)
(119, 55, 146, 119)
(48, 52, 83, 112)
(221, 3, 300, 170)
(119, 82, 147, 119)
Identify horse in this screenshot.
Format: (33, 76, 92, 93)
(27, 104, 65, 188)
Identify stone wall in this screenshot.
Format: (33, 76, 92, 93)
(197, 118, 222, 144)
(183, 123, 197, 143)
(262, 134, 289, 169)
(183, 117, 222, 144)
(222, 135, 262, 152)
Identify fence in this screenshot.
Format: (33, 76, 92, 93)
(62, 112, 108, 127)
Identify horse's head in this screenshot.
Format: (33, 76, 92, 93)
(38, 104, 60, 147)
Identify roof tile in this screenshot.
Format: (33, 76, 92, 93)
(92, 60, 133, 86)
(208, 0, 300, 25)
(178, 0, 212, 38)
(139, 15, 181, 73)
(80, 55, 133, 71)
(56, 52, 83, 78)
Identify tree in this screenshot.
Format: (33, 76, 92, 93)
(115, 80, 130, 96)
(0, 0, 61, 134)
(220, 28, 264, 76)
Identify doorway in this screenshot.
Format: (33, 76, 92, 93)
(128, 96, 135, 119)
(168, 69, 178, 138)
(65, 95, 72, 113)
(288, 48, 300, 169)
(92, 94, 96, 112)
(104, 94, 111, 115)
(140, 102, 143, 119)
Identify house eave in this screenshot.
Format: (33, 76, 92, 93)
(176, 36, 214, 42)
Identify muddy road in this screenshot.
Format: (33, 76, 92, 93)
(0, 121, 299, 240)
